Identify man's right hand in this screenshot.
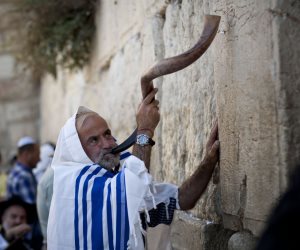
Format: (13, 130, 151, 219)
(6, 224, 31, 240)
(136, 88, 160, 136)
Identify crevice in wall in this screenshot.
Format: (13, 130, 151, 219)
(237, 174, 247, 230)
(268, 8, 300, 23)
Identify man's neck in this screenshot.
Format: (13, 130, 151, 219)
(17, 160, 32, 169)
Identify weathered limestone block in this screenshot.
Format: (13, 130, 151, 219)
(0, 75, 38, 101)
(8, 121, 39, 148)
(40, 70, 89, 142)
(3, 98, 39, 123)
(95, 0, 168, 69)
(171, 211, 234, 250)
(275, 0, 300, 178)
(0, 1, 40, 161)
(160, 0, 220, 221)
(228, 231, 257, 250)
(1, 97, 40, 154)
(211, 0, 300, 235)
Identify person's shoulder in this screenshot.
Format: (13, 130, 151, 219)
(7, 164, 19, 175)
(17, 168, 33, 178)
(7, 165, 23, 181)
(0, 233, 9, 249)
(9, 169, 34, 186)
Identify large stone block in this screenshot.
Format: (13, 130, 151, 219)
(275, 0, 300, 178)
(171, 211, 234, 250)
(228, 231, 257, 250)
(0, 77, 39, 101)
(210, 0, 300, 235)
(7, 120, 39, 150)
(4, 97, 39, 123)
(95, 0, 168, 69)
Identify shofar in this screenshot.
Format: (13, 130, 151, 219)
(111, 15, 221, 154)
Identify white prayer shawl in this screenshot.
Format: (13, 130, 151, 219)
(47, 113, 178, 250)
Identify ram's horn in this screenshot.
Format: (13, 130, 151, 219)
(111, 15, 221, 154)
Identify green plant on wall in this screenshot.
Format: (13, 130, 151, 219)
(10, 0, 97, 76)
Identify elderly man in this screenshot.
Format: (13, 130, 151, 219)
(48, 88, 219, 249)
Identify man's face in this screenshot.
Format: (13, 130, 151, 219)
(28, 144, 40, 168)
(77, 114, 119, 170)
(1, 205, 27, 231)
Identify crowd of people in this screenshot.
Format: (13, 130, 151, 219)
(0, 139, 55, 250)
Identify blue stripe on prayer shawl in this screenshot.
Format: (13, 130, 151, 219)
(121, 168, 129, 249)
(82, 167, 102, 250)
(120, 152, 131, 160)
(124, 173, 129, 248)
(115, 168, 129, 250)
(115, 173, 122, 249)
(120, 170, 126, 249)
(74, 165, 93, 250)
(90, 171, 114, 250)
(106, 183, 114, 250)
(74, 154, 131, 250)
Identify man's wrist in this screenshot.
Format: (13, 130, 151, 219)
(137, 128, 154, 138)
(136, 134, 155, 146)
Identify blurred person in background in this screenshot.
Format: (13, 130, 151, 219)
(0, 196, 34, 250)
(35, 142, 55, 248)
(6, 137, 43, 250)
(6, 137, 40, 204)
(33, 143, 55, 183)
(256, 165, 300, 250)
(36, 164, 55, 249)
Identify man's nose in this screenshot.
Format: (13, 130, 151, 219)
(15, 216, 22, 224)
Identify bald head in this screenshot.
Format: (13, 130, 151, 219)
(75, 106, 98, 131)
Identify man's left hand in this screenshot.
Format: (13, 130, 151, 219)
(203, 121, 220, 166)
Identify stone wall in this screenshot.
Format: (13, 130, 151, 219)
(214, 0, 300, 239)
(28, 0, 300, 249)
(0, 1, 40, 168)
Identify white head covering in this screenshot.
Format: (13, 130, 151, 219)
(17, 136, 36, 148)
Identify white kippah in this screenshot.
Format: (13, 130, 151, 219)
(17, 136, 36, 148)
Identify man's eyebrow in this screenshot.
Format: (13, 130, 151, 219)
(104, 129, 111, 134)
(87, 134, 99, 142)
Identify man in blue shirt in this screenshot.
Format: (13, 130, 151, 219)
(5, 137, 43, 249)
(6, 136, 40, 204)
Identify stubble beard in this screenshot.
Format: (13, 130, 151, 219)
(96, 150, 120, 170)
